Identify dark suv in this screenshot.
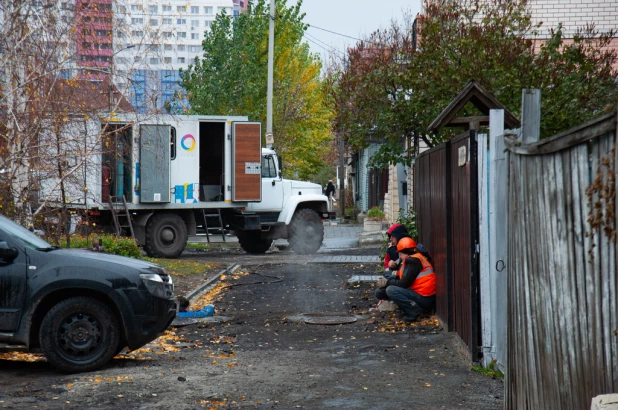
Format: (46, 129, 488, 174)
(0, 215, 176, 373)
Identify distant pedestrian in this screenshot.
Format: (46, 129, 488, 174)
(375, 237, 436, 322)
(324, 179, 336, 211)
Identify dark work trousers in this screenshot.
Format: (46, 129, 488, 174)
(375, 286, 435, 319)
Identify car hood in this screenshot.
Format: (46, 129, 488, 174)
(48, 249, 161, 271)
(283, 179, 323, 194)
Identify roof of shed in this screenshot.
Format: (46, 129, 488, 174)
(427, 79, 520, 132)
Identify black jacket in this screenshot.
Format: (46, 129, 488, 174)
(325, 182, 336, 197)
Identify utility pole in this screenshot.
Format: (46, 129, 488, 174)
(338, 134, 345, 218)
(265, 0, 275, 149)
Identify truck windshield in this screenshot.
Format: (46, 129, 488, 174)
(0, 215, 52, 250)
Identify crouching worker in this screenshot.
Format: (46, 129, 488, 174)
(375, 237, 436, 322)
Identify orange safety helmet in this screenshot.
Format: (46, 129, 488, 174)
(396, 237, 417, 252)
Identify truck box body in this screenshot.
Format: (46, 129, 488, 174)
(39, 114, 262, 211)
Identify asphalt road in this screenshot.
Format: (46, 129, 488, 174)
(0, 247, 503, 409)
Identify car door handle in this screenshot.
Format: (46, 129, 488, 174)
(272, 180, 276, 186)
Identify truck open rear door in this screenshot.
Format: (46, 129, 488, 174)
(232, 122, 261, 202)
(140, 124, 171, 203)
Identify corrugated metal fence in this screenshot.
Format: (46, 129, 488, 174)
(415, 130, 481, 360)
(505, 112, 617, 409)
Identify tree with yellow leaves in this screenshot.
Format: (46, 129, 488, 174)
(181, 0, 333, 179)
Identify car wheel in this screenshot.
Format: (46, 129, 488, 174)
(237, 231, 272, 254)
(288, 208, 324, 254)
(144, 213, 188, 258)
(40, 297, 120, 373)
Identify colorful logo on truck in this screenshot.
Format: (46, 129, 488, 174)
(181, 134, 196, 152)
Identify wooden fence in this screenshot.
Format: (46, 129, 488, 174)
(505, 112, 617, 409)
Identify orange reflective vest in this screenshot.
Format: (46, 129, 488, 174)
(396, 253, 436, 297)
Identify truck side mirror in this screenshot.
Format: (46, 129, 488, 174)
(0, 241, 18, 263)
(277, 155, 283, 178)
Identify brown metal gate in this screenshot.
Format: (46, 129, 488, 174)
(414, 130, 481, 360)
(414, 143, 451, 329)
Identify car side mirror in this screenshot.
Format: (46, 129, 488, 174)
(0, 241, 18, 263)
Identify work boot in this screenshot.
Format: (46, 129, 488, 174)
(400, 315, 418, 323)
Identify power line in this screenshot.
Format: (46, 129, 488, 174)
(307, 23, 379, 45)
(304, 32, 345, 59)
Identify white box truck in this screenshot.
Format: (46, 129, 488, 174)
(39, 114, 329, 257)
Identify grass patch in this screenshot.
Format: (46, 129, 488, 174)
(144, 257, 220, 276)
(472, 360, 504, 379)
(185, 242, 211, 249)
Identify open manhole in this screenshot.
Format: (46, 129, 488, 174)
(303, 313, 357, 325)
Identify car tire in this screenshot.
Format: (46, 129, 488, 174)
(288, 208, 324, 254)
(40, 297, 120, 373)
(144, 213, 187, 258)
(237, 231, 272, 254)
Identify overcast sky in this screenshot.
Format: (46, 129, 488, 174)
(298, 0, 422, 63)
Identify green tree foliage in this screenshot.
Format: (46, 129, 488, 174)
(330, 1, 618, 167)
(181, 0, 333, 179)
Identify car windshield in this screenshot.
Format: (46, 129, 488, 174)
(0, 215, 52, 250)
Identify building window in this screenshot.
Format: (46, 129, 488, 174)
(177, 45, 185, 51)
(81, 42, 91, 49)
(150, 19, 158, 26)
(177, 18, 186, 25)
(204, 21, 212, 28)
(163, 32, 172, 38)
(82, 29, 91, 35)
(150, 58, 159, 64)
(149, 5, 158, 13)
(164, 44, 173, 50)
(177, 6, 186, 12)
(164, 57, 172, 63)
(204, 6, 213, 15)
(162, 18, 172, 25)
(163, 5, 171, 12)
(130, 4, 140, 11)
(134, 56, 142, 62)
(191, 20, 199, 27)
(191, 6, 199, 14)
(149, 44, 159, 52)
(177, 57, 185, 63)
(95, 30, 110, 36)
(117, 5, 126, 13)
(131, 30, 143, 37)
(177, 32, 186, 38)
(189, 45, 200, 52)
(191, 33, 199, 40)
(218, 7, 230, 14)
(132, 18, 143, 24)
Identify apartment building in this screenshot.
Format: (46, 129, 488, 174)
(111, 0, 234, 112)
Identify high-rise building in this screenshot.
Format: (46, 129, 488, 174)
(111, 0, 234, 113)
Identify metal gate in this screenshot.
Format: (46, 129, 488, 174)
(414, 130, 481, 360)
(414, 143, 451, 329)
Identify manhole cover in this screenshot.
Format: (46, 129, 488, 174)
(303, 313, 357, 325)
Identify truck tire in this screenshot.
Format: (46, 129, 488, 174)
(144, 213, 187, 258)
(237, 231, 272, 254)
(288, 208, 324, 254)
(40, 297, 120, 373)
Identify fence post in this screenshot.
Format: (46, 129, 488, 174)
(489, 109, 508, 373)
(478, 132, 491, 367)
(521, 89, 541, 143)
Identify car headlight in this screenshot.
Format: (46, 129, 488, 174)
(140, 273, 174, 299)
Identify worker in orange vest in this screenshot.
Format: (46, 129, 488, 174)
(375, 237, 436, 322)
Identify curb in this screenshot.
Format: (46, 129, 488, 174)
(185, 263, 241, 305)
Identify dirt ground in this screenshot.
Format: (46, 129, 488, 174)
(0, 247, 504, 409)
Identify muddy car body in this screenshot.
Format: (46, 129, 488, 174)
(0, 215, 176, 372)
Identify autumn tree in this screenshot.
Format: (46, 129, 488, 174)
(330, 1, 618, 167)
(180, 0, 333, 179)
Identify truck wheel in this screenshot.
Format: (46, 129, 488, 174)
(39, 297, 120, 373)
(237, 231, 272, 254)
(288, 208, 324, 254)
(144, 213, 187, 258)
